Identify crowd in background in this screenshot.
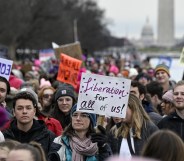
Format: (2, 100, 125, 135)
(0, 53, 184, 161)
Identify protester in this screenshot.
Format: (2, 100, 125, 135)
(38, 86, 55, 114)
(48, 104, 112, 161)
(0, 140, 20, 161)
(108, 94, 158, 158)
(7, 142, 47, 161)
(52, 84, 76, 128)
(146, 81, 164, 115)
(106, 117, 123, 132)
(130, 81, 162, 125)
(154, 64, 175, 93)
(0, 76, 13, 119)
(2, 90, 56, 155)
(158, 80, 184, 140)
(142, 130, 184, 161)
(160, 89, 175, 116)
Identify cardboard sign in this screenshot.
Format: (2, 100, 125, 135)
(57, 54, 82, 88)
(77, 73, 131, 118)
(179, 47, 184, 65)
(0, 58, 13, 80)
(54, 42, 82, 60)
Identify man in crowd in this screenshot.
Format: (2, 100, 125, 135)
(158, 80, 184, 140)
(2, 89, 56, 155)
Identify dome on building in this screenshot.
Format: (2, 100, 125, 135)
(141, 17, 154, 47)
(141, 18, 153, 37)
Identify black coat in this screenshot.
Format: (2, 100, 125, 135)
(158, 111, 184, 141)
(2, 119, 56, 155)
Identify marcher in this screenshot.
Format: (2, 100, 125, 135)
(2, 90, 56, 155)
(154, 64, 175, 93)
(0, 140, 20, 161)
(130, 81, 162, 125)
(160, 89, 175, 116)
(108, 94, 158, 158)
(142, 130, 184, 161)
(48, 104, 112, 161)
(38, 86, 55, 114)
(52, 85, 76, 128)
(158, 80, 184, 141)
(0, 76, 13, 119)
(7, 141, 47, 161)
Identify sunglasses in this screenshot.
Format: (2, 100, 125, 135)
(42, 94, 53, 99)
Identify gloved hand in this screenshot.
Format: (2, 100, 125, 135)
(91, 125, 108, 147)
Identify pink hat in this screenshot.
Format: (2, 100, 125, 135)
(39, 78, 51, 89)
(162, 90, 173, 103)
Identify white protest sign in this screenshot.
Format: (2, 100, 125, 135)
(0, 58, 13, 80)
(77, 73, 131, 118)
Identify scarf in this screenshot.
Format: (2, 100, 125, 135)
(69, 136, 98, 161)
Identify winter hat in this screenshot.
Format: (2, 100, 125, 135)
(129, 68, 138, 78)
(162, 90, 173, 103)
(155, 64, 170, 77)
(39, 78, 51, 89)
(19, 87, 39, 105)
(70, 104, 96, 127)
(55, 85, 76, 102)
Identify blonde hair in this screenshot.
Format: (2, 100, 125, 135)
(114, 94, 150, 139)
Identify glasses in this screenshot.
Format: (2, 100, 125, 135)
(43, 94, 53, 99)
(72, 113, 90, 119)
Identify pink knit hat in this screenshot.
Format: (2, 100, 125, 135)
(162, 90, 173, 103)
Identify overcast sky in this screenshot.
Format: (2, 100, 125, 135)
(97, 0, 184, 39)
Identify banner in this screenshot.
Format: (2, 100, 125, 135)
(77, 73, 131, 118)
(179, 47, 184, 65)
(0, 58, 13, 80)
(57, 54, 82, 88)
(39, 48, 55, 62)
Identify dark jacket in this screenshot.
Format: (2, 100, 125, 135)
(2, 119, 56, 154)
(48, 135, 112, 161)
(52, 108, 71, 129)
(108, 120, 158, 156)
(142, 100, 162, 125)
(158, 111, 184, 141)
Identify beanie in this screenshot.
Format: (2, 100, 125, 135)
(19, 87, 38, 105)
(155, 64, 170, 77)
(162, 90, 173, 103)
(70, 104, 96, 127)
(55, 85, 76, 102)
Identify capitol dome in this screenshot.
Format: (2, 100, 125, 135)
(141, 18, 153, 37)
(141, 17, 154, 46)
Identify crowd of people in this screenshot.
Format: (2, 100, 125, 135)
(0, 55, 184, 161)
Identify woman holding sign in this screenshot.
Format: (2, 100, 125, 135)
(108, 94, 158, 158)
(48, 104, 112, 161)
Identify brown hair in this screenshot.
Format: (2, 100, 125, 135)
(142, 130, 184, 161)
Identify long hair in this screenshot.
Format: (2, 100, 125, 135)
(142, 130, 184, 161)
(115, 94, 150, 139)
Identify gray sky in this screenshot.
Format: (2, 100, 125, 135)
(97, 0, 184, 39)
